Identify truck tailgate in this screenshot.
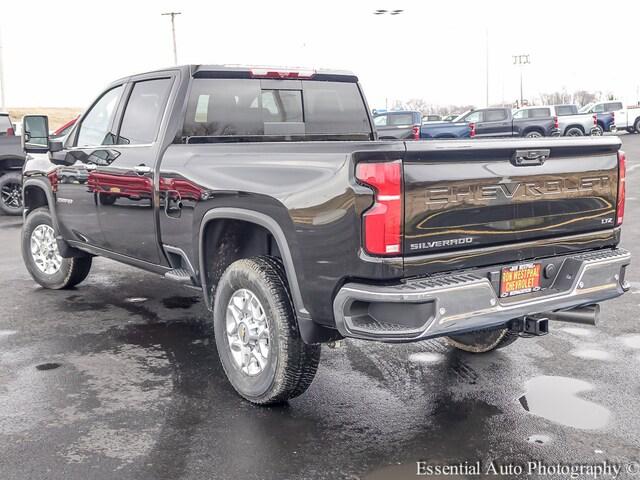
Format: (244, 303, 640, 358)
(403, 138, 621, 257)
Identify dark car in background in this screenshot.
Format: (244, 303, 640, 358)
(373, 110, 421, 139)
(421, 107, 559, 139)
(0, 113, 26, 215)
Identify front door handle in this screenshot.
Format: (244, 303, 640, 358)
(134, 165, 152, 175)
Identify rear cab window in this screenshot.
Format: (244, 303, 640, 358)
(182, 77, 372, 142)
(484, 109, 507, 122)
(387, 113, 415, 126)
(528, 108, 551, 119)
(555, 105, 576, 116)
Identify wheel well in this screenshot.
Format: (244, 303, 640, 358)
(24, 185, 49, 214)
(564, 124, 584, 134)
(523, 127, 544, 136)
(201, 218, 282, 299)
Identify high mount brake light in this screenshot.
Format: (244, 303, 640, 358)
(355, 160, 402, 256)
(249, 69, 315, 79)
(616, 150, 626, 226)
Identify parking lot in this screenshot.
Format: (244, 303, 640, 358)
(0, 135, 639, 479)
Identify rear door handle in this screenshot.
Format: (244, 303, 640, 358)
(134, 165, 152, 175)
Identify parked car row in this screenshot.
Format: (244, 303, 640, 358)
(375, 100, 640, 140)
(0, 112, 26, 215)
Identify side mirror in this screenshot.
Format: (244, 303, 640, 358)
(22, 115, 50, 153)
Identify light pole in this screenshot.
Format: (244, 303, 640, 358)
(162, 12, 182, 66)
(374, 9, 403, 111)
(513, 54, 530, 107)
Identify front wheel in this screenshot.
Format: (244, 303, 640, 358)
(0, 172, 23, 216)
(21, 207, 92, 289)
(444, 327, 519, 353)
(213, 256, 321, 405)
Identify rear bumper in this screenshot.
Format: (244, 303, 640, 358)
(333, 248, 630, 342)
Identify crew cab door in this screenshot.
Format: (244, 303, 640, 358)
(466, 109, 511, 137)
(53, 84, 126, 247)
(91, 75, 175, 265)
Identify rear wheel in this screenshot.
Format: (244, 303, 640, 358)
(213, 256, 321, 405)
(524, 130, 543, 138)
(592, 125, 604, 136)
(0, 172, 23, 216)
(565, 127, 584, 137)
(444, 327, 519, 353)
(634, 118, 640, 134)
(21, 207, 92, 289)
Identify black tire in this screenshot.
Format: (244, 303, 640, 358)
(444, 327, 519, 353)
(0, 171, 23, 216)
(21, 207, 92, 289)
(213, 256, 321, 405)
(524, 130, 543, 138)
(634, 118, 640, 134)
(98, 193, 117, 206)
(593, 124, 604, 136)
(565, 127, 584, 137)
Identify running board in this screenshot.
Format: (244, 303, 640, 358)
(164, 268, 192, 283)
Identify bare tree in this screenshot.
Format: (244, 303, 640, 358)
(572, 90, 597, 107)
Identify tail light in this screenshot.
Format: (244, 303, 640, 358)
(469, 122, 476, 138)
(6, 127, 14, 136)
(553, 116, 559, 130)
(411, 125, 420, 140)
(355, 160, 402, 256)
(593, 114, 597, 126)
(616, 150, 626, 226)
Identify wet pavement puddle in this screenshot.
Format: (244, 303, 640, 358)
(570, 348, 612, 361)
(620, 334, 640, 349)
(125, 297, 148, 303)
(518, 376, 610, 430)
(527, 434, 551, 445)
(408, 352, 444, 364)
(35, 362, 62, 371)
(560, 327, 593, 337)
(161, 296, 200, 309)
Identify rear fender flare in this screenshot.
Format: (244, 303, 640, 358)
(198, 207, 308, 321)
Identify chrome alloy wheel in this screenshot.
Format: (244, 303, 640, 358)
(226, 289, 270, 376)
(30, 224, 62, 274)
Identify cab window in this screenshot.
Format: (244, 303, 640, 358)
(117, 78, 173, 145)
(76, 86, 125, 147)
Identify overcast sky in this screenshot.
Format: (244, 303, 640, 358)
(2, 0, 639, 111)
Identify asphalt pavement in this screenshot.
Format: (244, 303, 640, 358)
(1, 135, 640, 480)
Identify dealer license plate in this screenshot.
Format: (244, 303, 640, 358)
(500, 263, 542, 298)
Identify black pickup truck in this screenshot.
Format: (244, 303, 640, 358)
(0, 113, 26, 215)
(20, 65, 630, 405)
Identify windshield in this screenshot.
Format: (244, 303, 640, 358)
(579, 103, 594, 113)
